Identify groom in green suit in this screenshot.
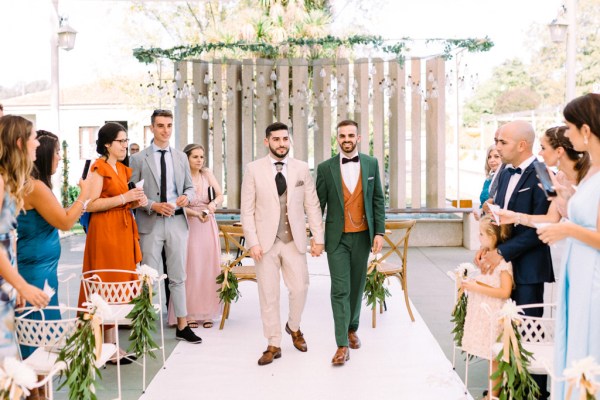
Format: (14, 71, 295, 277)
(316, 120, 386, 366)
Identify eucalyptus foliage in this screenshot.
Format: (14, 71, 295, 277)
(216, 269, 240, 304)
(363, 268, 391, 309)
(126, 282, 159, 359)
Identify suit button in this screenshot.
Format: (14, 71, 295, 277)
(157, 192, 159, 195)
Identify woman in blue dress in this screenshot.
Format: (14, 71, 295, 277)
(0, 115, 50, 360)
(537, 93, 600, 399)
(16, 130, 90, 358)
(479, 145, 501, 208)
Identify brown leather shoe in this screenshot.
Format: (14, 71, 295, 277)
(257, 346, 281, 366)
(348, 331, 361, 349)
(285, 323, 307, 352)
(331, 346, 350, 366)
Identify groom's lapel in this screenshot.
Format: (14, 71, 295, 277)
(329, 154, 344, 209)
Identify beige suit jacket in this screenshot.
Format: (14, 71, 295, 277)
(240, 155, 324, 254)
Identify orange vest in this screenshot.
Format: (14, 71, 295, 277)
(342, 171, 368, 233)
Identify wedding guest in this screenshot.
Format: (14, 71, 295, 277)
(477, 120, 553, 398)
(129, 143, 140, 155)
(536, 93, 600, 400)
(498, 126, 590, 226)
(167, 144, 223, 329)
(78, 122, 147, 363)
(129, 109, 201, 344)
(16, 130, 90, 359)
(462, 215, 514, 400)
(477, 145, 501, 212)
(0, 116, 50, 360)
(316, 120, 384, 366)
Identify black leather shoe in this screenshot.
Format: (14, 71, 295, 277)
(176, 326, 202, 344)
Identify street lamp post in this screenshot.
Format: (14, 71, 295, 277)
(50, 0, 77, 132)
(549, 0, 577, 103)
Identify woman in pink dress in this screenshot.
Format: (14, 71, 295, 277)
(168, 144, 223, 328)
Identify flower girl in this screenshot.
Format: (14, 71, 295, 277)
(462, 215, 514, 399)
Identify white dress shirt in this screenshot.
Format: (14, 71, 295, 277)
(503, 154, 536, 209)
(340, 151, 360, 193)
(270, 155, 288, 179)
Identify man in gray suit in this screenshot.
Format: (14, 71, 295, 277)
(130, 109, 201, 343)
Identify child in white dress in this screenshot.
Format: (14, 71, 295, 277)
(462, 215, 514, 399)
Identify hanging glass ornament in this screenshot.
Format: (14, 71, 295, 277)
(313, 122, 319, 132)
(423, 100, 429, 111)
(175, 69, 182, 81)
(270, 70, 277, 81)
(236, 80, 242, 91)
(276, 80, 282, 90)
(428, 70, 434, 82)
(202, 109, 208, 120)
(320, 68, 326, 78)
(258, 72, 266, 86)
(204, 73, 210, 84)
(318, 91, 325, 102)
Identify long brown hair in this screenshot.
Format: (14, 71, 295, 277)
(0, 115, 35, 212)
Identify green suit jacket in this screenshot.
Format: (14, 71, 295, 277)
(316, 153, 386, 253)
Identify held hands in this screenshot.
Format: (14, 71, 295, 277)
(371, 235, 384, 254)
(136, 195, 148, 208)
(249, 245, 263, 262)
(310, 238, 324, 257)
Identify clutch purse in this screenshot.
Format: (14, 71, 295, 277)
(208, 186, 216, 203)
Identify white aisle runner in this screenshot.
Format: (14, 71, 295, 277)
(141, 255, 472, 400)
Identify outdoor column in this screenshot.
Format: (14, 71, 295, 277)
(192, 61, 209, 151)
(174, 61, 188, 150)
(212, 62, 223, 184)
(291, 58, 308, 161)
(410, 58, 422, 208)
(388, 60, 406, 208)
(241, 59, 254, 164)
(255, 59, 274, 158)
(426, 57, 446, 207)
(354, 58, 369, 154)
(226, 60, 242, 208)
(313, 59, 332, 168)
(335, 59, 349, 122)
(372, 58, 385, 182)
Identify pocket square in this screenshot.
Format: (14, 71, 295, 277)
(295, 180, 304, 187)
(368, 176, 374, 180)
(518, 187, 531, 193)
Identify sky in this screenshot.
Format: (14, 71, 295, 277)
(0, 0, 563, 92)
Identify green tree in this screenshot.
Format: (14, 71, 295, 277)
(463, 59, 535, 127)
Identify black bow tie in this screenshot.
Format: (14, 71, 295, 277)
(342, 155, 359, 164)
(507, 167, 522, 175)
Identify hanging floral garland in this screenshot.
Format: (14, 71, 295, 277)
(448, 262, 477, 348)
(363, 253, 391, 309)
(133, 34, 493, 65)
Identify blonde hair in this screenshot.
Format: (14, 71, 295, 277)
(484, 145, 497, 177)
(479, 215, 511, 249)
(0, 115, 35, 213)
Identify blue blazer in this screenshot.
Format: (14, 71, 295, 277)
(494, 160, 554, 285)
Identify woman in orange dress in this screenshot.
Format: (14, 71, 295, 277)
(78, 122, 147, 361)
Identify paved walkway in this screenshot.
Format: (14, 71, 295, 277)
(53, 234, 486, 399)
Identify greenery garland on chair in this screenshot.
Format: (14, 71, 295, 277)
(58, 294, 111, 400)
(448, 263, 476, 348)
(363, 253, 391, 309)
(127, 265, 161, 359)
(216, 254, 241, 304)
(491, 300, 540, 400)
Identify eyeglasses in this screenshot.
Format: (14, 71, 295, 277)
(113, 138, 130, 145)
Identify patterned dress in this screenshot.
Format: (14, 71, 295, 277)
(0, 191, 18, 360)
(462, 261, 514, 359)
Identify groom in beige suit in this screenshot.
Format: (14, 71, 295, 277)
(241, 122, 324, 366)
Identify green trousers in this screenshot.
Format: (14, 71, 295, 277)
(327, 230, 371, 347)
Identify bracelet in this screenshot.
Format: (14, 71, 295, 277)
(120, 194, 126, 205)
(74, 199, 86, 211)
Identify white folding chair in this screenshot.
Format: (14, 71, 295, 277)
(81, 269, 167, 396)
(488, 303, 556, 399)
(14, 306, 117, 400)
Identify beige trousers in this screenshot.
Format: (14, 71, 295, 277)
(255, 239, 309, 347)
